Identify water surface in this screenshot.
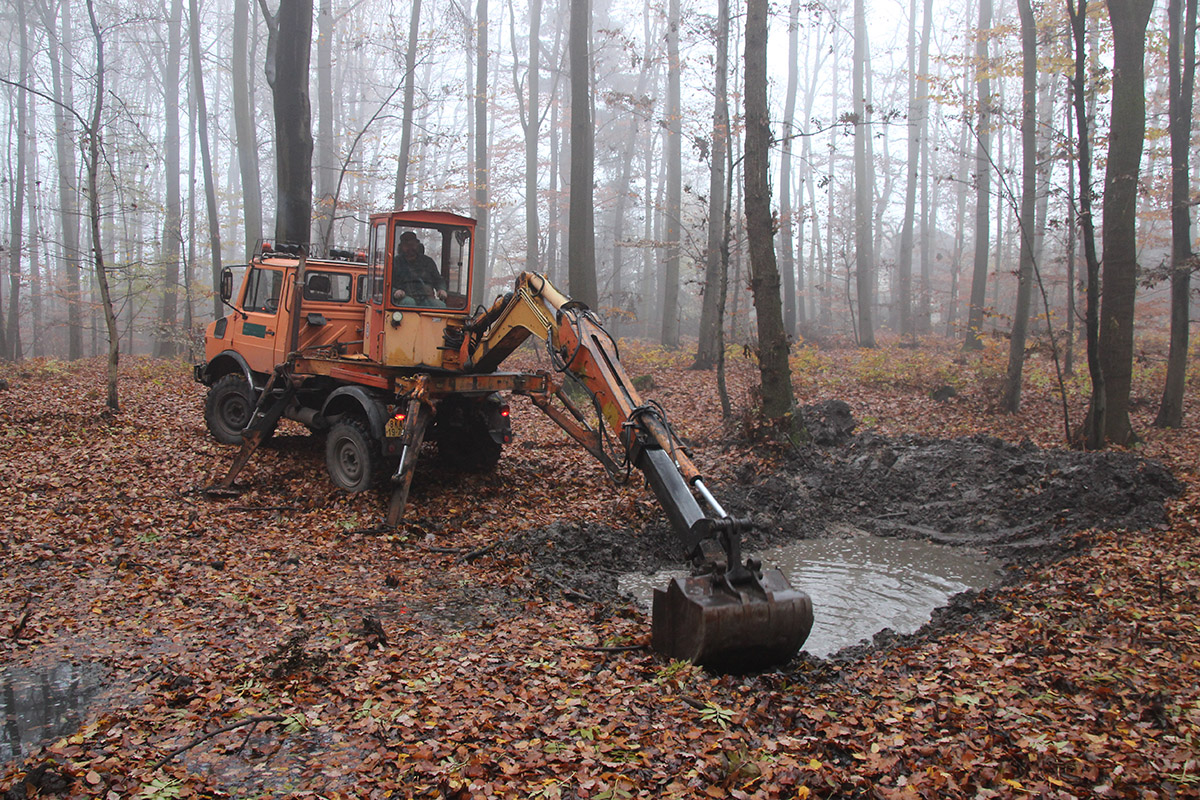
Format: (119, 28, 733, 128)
(620, 532, 1004, 658)
(1, 662, 108, 764)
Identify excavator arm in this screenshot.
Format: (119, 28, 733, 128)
(463, 273, 813, 669)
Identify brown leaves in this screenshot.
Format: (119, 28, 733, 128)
(2, 349, 1199, 797)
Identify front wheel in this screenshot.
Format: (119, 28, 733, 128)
(325, 417, 379, 493)
(204, 374, 256, 445)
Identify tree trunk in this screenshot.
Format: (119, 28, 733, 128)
(693, 0, 730, 370)
(965, 0, 992, 351)
(823, 20, 839, 331)
(1155, 0, 1197, 428)
(567, 0, 597, 307)
(37, 0, 85, 359)
(661, 0, 682, 347)
(852, 0, 876, 347)
(1069, 0, 1105, 449)
(191, 0, 224, 320)
(27, 107, 43, 358)
(1097, 0, 1155, 445)
(472, 0, 489, 302)
(523, 0, 540, 274)
(155, 0, 183, 358)
(5, 0, 30, 361)
(85, 0, 119, 410)
(896, 0, 919, 339)
(393, 0, 421, 211)
(745, 0, 799, 427)
(916, 0, 934, 334)
(947, 65, 971, 335)
(233, 0, 263, 260)
(313, 0, 335, 252)
(262, 0, 314, 246)
(1002, 0, 1039, 412)
(1065, 89, 1077, 376)
(777, 0, 801, 338)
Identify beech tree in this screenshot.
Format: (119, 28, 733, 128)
(153, 0, 183, 358)
(1155, 0, 1197, 428)
(852, 0, 876, 347)
(1002, 0, 1039, 412)
(567, 0, 596, 307)
(260, 0, 314, 245)
(1096, 0, 1156, 445)
(745, 0, 799, 427)
(661, 0, 682, 348)
(232, 0, 263, 259)
(4, 0, 30, 361)
(965, 0, 993, 351)
(693, 0, 731, 371)
(84, 0, 120, 409)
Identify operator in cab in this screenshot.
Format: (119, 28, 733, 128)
(392, 230, 447, 308)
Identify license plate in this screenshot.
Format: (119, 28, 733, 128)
(385, 417, 406, 438)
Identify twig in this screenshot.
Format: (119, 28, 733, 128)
(458, 541, 502, 563)
(150, 715, 286, 771)
(574, 644, 647, 653)
(343, 526, 396, 537)
(227, 505, 303, 513)
(545, 577, 597, 603)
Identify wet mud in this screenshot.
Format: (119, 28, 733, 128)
(508, 401, 1180, 661)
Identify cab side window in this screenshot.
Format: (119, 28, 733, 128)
(243, 267, 283, 313)
(303, 271, 353, 302)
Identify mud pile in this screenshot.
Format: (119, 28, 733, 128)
(514, 401, 1180, 610)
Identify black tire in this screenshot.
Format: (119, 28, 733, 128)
(205, 374, 256, 445)
(456, 434, 502, 473)
(325, 417, 379, 493)
(436, 415, 503, 473)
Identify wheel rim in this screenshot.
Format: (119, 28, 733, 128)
(219, 394, 251, 435)
(333, 435, 364, 486)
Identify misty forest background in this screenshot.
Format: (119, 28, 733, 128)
(0, 0, 1196, 446)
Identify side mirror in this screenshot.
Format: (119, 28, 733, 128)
(220, 267, 234, 303)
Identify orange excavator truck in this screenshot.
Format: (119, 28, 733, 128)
(196, 210, 813, 670)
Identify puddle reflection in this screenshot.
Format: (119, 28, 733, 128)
(1, 662, 108, 764)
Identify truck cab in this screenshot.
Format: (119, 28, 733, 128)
(363, 211, 477, 371)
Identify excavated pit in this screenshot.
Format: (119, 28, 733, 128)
(510, 401, 1180, 661)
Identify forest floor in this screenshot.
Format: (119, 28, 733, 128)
(1, 339, 1198, 799)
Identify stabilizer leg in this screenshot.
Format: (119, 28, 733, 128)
(206, 368, 296, 496)
(385, 399, 432, 528)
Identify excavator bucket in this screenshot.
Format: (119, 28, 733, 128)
(651, 566, 813, 671)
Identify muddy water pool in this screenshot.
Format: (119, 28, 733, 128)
(619, 532, 1004, 658)
(1, 662, 108, 764)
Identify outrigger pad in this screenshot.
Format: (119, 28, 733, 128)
(651, 568, 813, 672)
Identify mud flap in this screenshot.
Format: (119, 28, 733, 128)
(651, 567, 813, 671)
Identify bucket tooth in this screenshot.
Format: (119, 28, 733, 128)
(651, 568, 813, 671)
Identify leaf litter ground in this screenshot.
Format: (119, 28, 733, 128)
(1, 345, 1197, 799)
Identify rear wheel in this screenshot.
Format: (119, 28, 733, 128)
(325, 417, 379, 492)
(434, 399, 504, 473)
(205, 374, 256, 445)
(439, 430, 502, 473)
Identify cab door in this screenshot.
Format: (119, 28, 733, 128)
(366, 219, 388, 363)
(236, 264, 289, 374)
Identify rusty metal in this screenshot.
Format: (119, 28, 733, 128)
(651, 564, 813, 671)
